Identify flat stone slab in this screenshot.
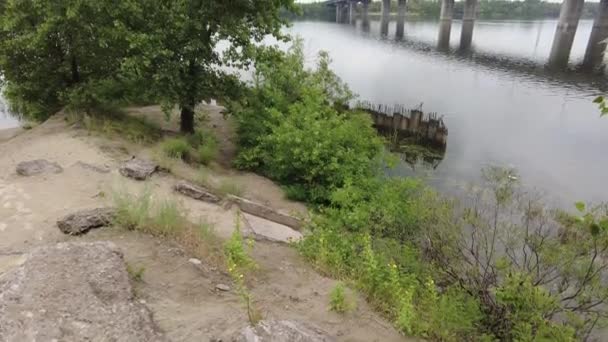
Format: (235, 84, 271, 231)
(119, 158, 157, 180)
(242, 213, 302, 244)
(233, 320, 333, 342)
(16, 159, 63, 176)
(57, 208, 116, 235)
(0, 242, 166, 342)
(228, 195, 302, 230)
(174, 181, 221, 203)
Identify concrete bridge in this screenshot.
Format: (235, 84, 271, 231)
(326, 0, 608, 69)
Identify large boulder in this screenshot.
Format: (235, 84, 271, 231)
(0, 242, 166, 342)
(174, 181, 221, 203)
(119, 158, 157, 180)
(57, 208, 116, 235)
(233, 320, 333, 342)
(16, 159, 63, 176)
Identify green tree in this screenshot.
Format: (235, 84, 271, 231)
(0, 0, 139, 119)
(124, 0, 296, 134)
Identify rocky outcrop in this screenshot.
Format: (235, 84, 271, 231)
(16, 159, 63, 176)
(57, 208, 116, 235)
(233, 320, 333, 342)
(0, 242, 166, 341)
(174, 181, 221, 203)
(119, 158, 157, 180)
(228, 196, 302, 230)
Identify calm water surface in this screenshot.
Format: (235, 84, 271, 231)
(0, 97, 18, 129)
(287, 19, 608, 206)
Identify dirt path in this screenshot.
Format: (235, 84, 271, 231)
(0, 115, 408, 341)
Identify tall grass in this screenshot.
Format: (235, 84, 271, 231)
(112, 188, 224, 265)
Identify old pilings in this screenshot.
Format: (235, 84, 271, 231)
(356, 102, 448, 149)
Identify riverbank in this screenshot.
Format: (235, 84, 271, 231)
(0, 107, 408, 341)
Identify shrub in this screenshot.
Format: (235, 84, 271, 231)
(161, 137, 191, 160)
(231, 41, 382, 204)
(329, 282, 355, 313)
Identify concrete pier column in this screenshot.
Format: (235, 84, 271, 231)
(362, 0, 370, 31)
(342, 4, 349, 23)
(336, 3, 342, 23)
(548, 0, 585, 68)
(396, 0, 407, 39)
(348, 1, 355, 25)
(583, 0, 608, 69)
(381, 0, 390, 36)
(437, 0, 454, 50)
(460, 0, 477, 49)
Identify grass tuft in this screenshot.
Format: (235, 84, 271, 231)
(126, 263, 146, 282)
(329, 282, 354, 313)
(218, 179, 244, 197)
(72, 110, 161, 144)
(112, 187, 224, 265)
(161, 137, 191, 160)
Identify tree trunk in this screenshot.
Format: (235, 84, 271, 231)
(71, 55, 80, 84)
(180, 105, 195, 134)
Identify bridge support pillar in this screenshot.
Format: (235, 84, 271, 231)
(460, 0, 477, 49)
(396, 0, 407, 39)
(335, 3, 342, 23)
(438, 0, 454, 50)
(381, 0, 390, 35)
(348, 1, 355, 24)
(549, 0, 584, 68)
(362, 0, 370, 31)
(583, 0, 608, 69)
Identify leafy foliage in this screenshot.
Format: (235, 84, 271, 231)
(593, 96, 608, 117)
(0, 0, 143, 119)
(230, 41, 383, 204)
(123, 0, 296, 133)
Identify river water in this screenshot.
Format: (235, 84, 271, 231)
(285, 19, 608, 207)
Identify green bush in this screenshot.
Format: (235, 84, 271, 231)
(231, 41, 382, 204)
(161, 137, 191, 160)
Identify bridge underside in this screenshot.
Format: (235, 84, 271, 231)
(326, 0, 608, 69)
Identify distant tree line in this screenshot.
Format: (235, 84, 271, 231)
(287, 0, 600, 21)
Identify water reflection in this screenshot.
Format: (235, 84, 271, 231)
(287, 20, 608, 207)
(0, 97, 19, 129)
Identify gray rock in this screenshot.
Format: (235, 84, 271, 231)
(74, 161, 111, 174)
(0, 242, 166, 342)
(215, 284, 231, 292)
(233, 320, 333, 342)
(174, 181, 221, 203)
(119, 158, 157, 180)
(16, 159, 63, 176)
(57, 208, 116, 235)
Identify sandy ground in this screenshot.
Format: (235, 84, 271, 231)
(0, 114, 408, 341)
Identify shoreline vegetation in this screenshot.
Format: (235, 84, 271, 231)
(1, 1, 608, 341)
(282, 0, 600, 21)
